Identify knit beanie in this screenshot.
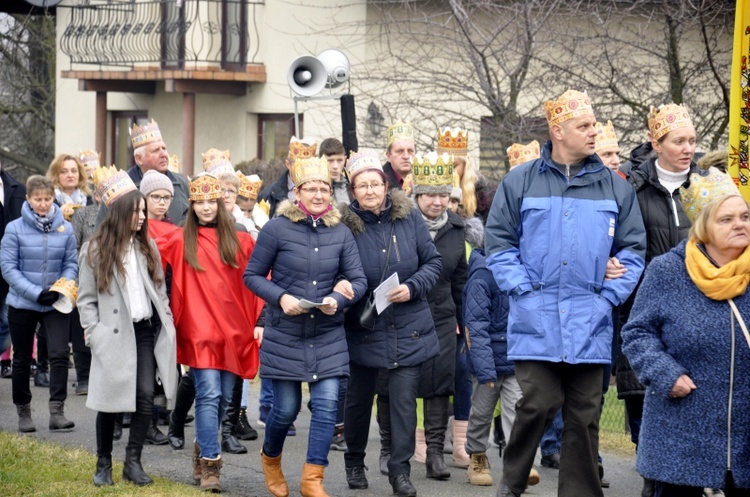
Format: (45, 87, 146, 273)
(140, 169, 174, 196)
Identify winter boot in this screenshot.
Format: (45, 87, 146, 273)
(192, 443, 203, 484)
(466, 452, 493, 486)
(49, 400, 75, 431)
(16, 403, 35, 433)
(235, 407, 258, 441)
(300, 462, 328, 497)
(200, 455, 223, 492)
(451, 419, 470, 468)
(414, 428, 426, 463)
(93, 455, 114, 486)
(145, 410, 168, 445)
(221, 380, 247, 454)
(122, 446, 153, 486)
(169, 373, 195, 450)
(528, 465, 540, 486)
(260, 450, 289, 497)
(376, 396, 391, 476)
(424, 397, 450, 479)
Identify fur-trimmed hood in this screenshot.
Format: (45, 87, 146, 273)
(338, 189, 414, 236)
(276, 199, 342, 227)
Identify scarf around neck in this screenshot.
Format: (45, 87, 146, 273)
(297, 201, 332, 224)
(55, 188, 87, 207)
(32, 204, 56, 233)
(421, 210, 449, 240)
(685, 238, 750, 300)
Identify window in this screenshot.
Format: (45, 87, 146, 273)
(257, 114, 301, 161)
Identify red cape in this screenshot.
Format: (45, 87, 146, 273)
(156, 227, 263, 379)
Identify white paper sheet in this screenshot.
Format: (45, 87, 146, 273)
(374, 272, 400, 314)
(298, 299, 327, 309)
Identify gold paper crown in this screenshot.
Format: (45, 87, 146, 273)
(189, 173, 222, 201)
(50, 277, 78, 305)
(595, 121, 619, 153)
(387, 120, 415, 148)
(437, 127, 469, 157)
(92, 165, 137, 206)
(648, 103, 693, 142)
(258, 199, 271, 216)
(544, 90, 594, 127)
(679, 168, 741, 223)
(168, 154, 180, 174)
(202, 148, 234, 176)
(291, 157, 331, 187)
(237, 172, 262, 199)
(130, 119, 163, 149)
(79, 150, 100, 168)
(507, 140, 541, 168)
(411, 152, 454, 194)
(288, 137, 317, 161)
(346, 150, 383, 180)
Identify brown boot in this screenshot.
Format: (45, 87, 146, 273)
(200, 456, 223, 492)
(192, 443, 202, 484)
(300, 462, 328, 497)
(260, 450, 289, 497)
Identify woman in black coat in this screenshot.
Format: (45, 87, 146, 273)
(412, 153, 467, 480)
(339, 151, 441, 497)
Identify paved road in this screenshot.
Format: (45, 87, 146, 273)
(0, 371, 644, 496)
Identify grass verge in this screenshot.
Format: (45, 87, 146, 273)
(0, 431, 203, 496)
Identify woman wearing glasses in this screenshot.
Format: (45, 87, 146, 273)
(245, 156, 366, 497)
(339, 150, 441, 497)
(141, 170, 179, 238)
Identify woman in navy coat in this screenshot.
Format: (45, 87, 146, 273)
(339, 150, 441, 497)
(245, 156, 366, 497)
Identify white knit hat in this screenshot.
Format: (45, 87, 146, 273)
(139, 170, 174, 196)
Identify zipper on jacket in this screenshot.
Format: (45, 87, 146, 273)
(43, 232, 49, 290)
(727, 310, 736, 473)
(669, 193, 680, 228)
(393, 235, 401, 262)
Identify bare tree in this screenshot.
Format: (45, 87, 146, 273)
(0, 13, 56, 178)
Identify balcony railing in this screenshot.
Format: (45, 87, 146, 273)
(60, 0, 262, 70)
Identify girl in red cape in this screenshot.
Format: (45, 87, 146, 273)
(156, 172, 263, 492)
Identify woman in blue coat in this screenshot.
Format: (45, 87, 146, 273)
(623, 173, 750, 496)
(245, 156, 366, 497)
(339, 150, 441, 497)
(1, 175, 78, 433)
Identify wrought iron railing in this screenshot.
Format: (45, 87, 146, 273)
(60, 0, 262, 70)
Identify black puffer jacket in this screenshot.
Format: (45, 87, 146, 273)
(617, 157, 708, 397)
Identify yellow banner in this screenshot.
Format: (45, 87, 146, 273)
(729, 0, 750, 202)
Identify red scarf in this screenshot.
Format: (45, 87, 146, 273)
(297, 201, 332, 222)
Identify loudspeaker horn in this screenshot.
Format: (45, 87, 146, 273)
(287, 56, 327, 97)
(317, 49, 350, 89)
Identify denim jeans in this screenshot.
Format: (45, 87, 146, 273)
(193, 368, 237, 459)
(9, 306, 70, 405)
(260, 377, 274, 409)
(454, 334, 473, 420)
(0, 299, 9, 353)
(540, 408, 563, 456)
(264, 377, 340, 466)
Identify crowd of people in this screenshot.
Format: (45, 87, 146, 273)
(0, 87, 749, 497)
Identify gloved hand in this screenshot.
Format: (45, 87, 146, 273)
(37, 290, 59, 306)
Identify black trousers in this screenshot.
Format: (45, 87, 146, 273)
(9, 306, 70, 405)
(96, 319, 157, 456)
(502, 360, 604, 497)
(69, 308, 91, 382)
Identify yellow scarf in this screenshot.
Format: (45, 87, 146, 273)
(684, 238, 750, 300)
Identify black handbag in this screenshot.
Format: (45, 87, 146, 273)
(359, 224, 395, 330)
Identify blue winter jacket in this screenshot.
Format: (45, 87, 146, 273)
(485, 141, 646, 364)
(464, 248, 513, 383)
(244, 201, 367, 382)
(622, 240, 750, 489)
(1, 202, 78, 312)
(339, 190, 442, 369)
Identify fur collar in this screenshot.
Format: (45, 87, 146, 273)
(276, 200, 342, 227)
(339, 189, 413, 236)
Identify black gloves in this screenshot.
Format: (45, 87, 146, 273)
(37, 290, 59, 306)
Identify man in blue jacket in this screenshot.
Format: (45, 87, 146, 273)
(485, 89, 646, 497)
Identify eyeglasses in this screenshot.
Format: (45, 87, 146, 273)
(353, 182, 385, 191)
(221, 188, 238, 196)
(149, 194, 173, 204)
(299, 187, 332, 196)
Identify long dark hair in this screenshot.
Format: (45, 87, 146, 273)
(183, 199, 243, 271)
(86, 190, 162, 293)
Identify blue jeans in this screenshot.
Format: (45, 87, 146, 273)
(454, 334, 473, 420)
(0, 299, 9, 353)
(540, 408, 563, 456)
(260, 377, 274, 409)
(193, 368, 237, 459)
(263, 377, 340, 466)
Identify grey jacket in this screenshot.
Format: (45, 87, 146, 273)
(78, 239, 178, 413)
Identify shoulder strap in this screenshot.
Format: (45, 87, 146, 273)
(728, 298, 750, 349)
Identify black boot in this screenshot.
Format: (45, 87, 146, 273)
(376, 395, 391, 476)
(389, 474, 417, 497)
(221, 376, 247, 454)
(93, 455, 114, 486)
(113, 413, 123, 441)
(424, 397, 450, 480)
(235, 407, 258, 441)
(122, 446, 153, 486)
(168, 373, 195, 450)
(641, 477, 655, 497)
(145, 410, 168, 445)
